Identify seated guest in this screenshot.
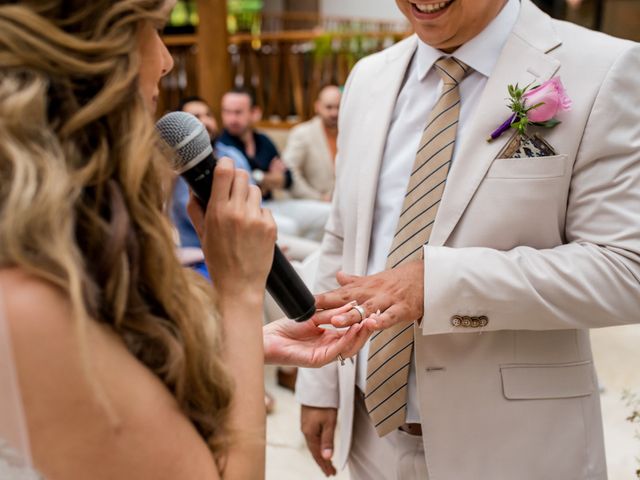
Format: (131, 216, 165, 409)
(283, 85, 341, 202)
(171, 96, 317, 262)
(172, 96, 254, 251)
(178, 95, 255, 175)
(220, 88, 331, 242)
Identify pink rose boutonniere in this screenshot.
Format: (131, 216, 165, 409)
(488, 76, 572, 142)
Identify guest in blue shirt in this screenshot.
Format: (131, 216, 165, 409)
(171, 96, 254, 252)
(219, 88, 331, 242)
(171, 96, 322, 265)
(219, 88, 293, 201)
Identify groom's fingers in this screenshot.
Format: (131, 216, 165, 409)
(331, 296, 393, 328)
(314, 287, 356, 311)
(336, 270, 360, 286)
(307, 432, 334, 476)
(310, 302, 357, 326)
(320, 260, 424, 328)
(301, 407, 338, 476)
(366, 303, 413, 331)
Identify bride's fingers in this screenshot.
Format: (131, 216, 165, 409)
(320, 323, 360, 363)
(325, 321, 374, 361)
(186, 193, 205, 238)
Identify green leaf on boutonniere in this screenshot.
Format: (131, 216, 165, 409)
(524, 101, 545, 113)
(533, 119, 562, 128)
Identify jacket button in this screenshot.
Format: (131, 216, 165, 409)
(461, 316, 471, 327)
(478, 316, 489, 327)
(471, 317, 480, 328)
(451, 315, 462, 327)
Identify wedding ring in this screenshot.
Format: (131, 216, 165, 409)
(337, 354, 346, 366)
(350, 304, 366, 321)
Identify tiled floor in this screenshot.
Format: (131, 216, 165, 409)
(265, 365, 348, 480)
(266, 325, 640, 480)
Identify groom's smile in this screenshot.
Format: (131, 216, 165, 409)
(410, 0, 457, 19)
(396, 0, 507, 52)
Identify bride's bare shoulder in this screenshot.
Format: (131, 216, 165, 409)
(0, 267, 220, 480)
(0, 267, 74, 337)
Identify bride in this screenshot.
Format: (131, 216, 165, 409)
(0, 1, 372, 478)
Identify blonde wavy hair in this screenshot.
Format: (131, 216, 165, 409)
(0, 0, 232, 457)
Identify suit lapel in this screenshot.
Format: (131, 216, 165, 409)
(353, 37, 418, 273)
(429, 0, 562, 246)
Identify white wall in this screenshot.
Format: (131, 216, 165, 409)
(320, 0, 406, 21)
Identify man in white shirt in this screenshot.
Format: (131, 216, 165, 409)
(296, 0, 640, 479)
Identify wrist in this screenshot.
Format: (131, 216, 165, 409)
(216, 288, 264, 312)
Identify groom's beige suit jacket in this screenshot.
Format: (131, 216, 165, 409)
(297, 1, 640, 479)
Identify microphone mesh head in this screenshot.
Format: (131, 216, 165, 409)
(156, 111, 213, 173)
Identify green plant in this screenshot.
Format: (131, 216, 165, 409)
(227, 0, 263, 34)
(313, 33, 333, 63)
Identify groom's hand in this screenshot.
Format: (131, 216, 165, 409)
(301, 406, 338, 476)
(315, 260, 424, 330)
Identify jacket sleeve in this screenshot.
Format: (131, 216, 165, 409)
(294, 210, 345, 407)
(295, 62, 361, 408)
(422, 45, 640, 335)
(283, 126, 325, 201)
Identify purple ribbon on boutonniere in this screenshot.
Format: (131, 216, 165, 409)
(487, 76, 572, 142)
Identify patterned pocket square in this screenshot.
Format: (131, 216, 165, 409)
(496, 132, 557, 159)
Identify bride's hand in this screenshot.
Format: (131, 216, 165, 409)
(263, 303, 374, 368)
(187, 157, 276, 299)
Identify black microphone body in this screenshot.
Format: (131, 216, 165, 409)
(159, 112, 316, 322)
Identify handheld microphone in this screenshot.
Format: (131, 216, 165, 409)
(157, 111, 316, 322)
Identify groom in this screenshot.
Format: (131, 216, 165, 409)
(296, 0, 640, 479)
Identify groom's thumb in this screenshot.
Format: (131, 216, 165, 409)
(320, 422, 335, 460)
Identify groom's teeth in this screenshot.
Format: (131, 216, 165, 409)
(414, 1, 450, 13)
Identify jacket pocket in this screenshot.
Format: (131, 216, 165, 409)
(487, 154, 567, 179)
(500, 360, 595, 400)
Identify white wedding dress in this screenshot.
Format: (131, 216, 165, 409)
(0, 289, 42, 479)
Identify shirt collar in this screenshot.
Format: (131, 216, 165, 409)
(416, 0, 520, 81)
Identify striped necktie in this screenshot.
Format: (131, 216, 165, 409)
(364, 57, 471, 437)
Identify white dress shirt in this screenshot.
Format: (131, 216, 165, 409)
(356, 0, 520, 423)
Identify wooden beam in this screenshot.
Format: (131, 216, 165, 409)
(196, 0, 231, 119)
